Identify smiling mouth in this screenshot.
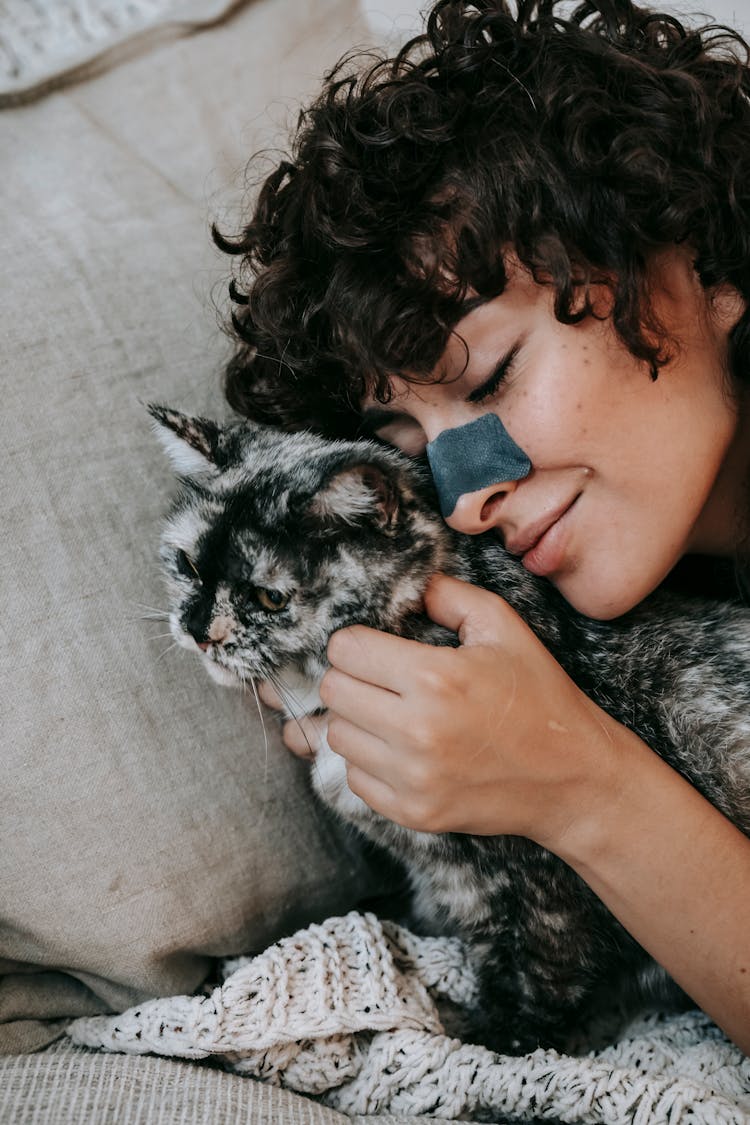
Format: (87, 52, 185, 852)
(505, 494, 581, 557)
(518, 494, 581, 578)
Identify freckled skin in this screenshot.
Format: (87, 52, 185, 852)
(155, 410, 750, 1056)
(367, 250, 747, 621)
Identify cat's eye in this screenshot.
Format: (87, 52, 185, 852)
(255, 587, 290, 612)
(176, 549, 201, 583)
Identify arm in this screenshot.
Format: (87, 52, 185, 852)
(554, 713, 750, 1055)
(270, 572, 750, 1053)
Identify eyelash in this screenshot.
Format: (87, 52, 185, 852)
(470, 344, 520, 405)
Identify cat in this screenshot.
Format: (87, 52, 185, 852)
(150, 403, 750, 1055)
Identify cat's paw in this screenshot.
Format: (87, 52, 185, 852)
(312, 739, 373, 820)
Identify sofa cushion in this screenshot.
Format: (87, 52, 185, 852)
(0, 0, 397, 1055)
(0, 1038, 472, 1124)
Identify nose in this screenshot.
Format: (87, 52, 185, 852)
(183, 600, 211, 648)
(424, 412, 531, 533)
(183, 601, 233, 650)
(443, 480, 518, 534)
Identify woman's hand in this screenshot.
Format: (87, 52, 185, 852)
(314, 572, 622, 843)
(263, 576, 750, 1055)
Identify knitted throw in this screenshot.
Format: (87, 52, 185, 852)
(0, 0, 248, 105)
(67, 911, 750, 1123)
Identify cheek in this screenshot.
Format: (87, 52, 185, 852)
(502, 346, 598, 463)
(172, 616, 197, 650)
(505, 394, 589, 467)
(551, 500, 683, 620)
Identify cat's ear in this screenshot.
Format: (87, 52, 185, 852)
(148, 404, 221, 478)
(310, 463, 399, 532)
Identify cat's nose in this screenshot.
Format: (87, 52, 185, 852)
(190, 615, 235, 650)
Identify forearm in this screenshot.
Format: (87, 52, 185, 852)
(552, 714, 750, 1055)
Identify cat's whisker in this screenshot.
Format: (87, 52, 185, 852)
(267, 671, 319, 762)
(127, 601, 172, 623)
(247, 676, 270, 785)
(266, 671, 311, 720)
(266, 671, 301, 717)
(155, 641, 179, 663)
(263, 676, 339, 804)
(132, 601, 171, 616)
(130, 614, 171, 622)
(144, 632, 176, 641)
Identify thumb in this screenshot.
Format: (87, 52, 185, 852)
(424, 573, 514, 645)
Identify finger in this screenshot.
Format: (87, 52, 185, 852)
(282, 712, 327, 760)
(320, 667, 406, 737)
(327, 625, 443, 692)
(344, 764, 399, 819)
(257, 680, 286, 710)
(326, 714, 393, 779)
(423, 573, 514, 645)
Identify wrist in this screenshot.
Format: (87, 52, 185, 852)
(534, 700, 658, 864)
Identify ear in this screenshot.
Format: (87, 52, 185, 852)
(710, 282, 747, 334)
(148, 404, 221, 478)
(309, 464, 400, 532)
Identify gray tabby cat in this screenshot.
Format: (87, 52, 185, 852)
(150, 403, 750, 1056)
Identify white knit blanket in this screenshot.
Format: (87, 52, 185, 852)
(67, 911, 750, 1123)
(0, 0, 247, 104)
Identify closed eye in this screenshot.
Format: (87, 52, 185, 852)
(467, 343, 521, 405)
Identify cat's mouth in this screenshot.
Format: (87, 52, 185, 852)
(172, 622, 250, 684)
(197, 643, 253, 687)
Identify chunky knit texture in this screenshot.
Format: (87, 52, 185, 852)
(67, 911, 750, 1122)
(0, 0, 246, 104)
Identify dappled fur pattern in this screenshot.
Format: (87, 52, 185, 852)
(153, 406, 750, 1055)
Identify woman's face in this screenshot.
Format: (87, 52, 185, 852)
(362, 250, 747, 619)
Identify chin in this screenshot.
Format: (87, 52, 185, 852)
(203, 660, 242, 687)
(553, 574, 649, 622)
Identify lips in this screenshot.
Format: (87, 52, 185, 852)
(504, 495, 580, 557)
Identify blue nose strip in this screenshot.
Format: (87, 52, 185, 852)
(426, 412, 532, 518)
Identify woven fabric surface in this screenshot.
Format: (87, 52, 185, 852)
(0, 0, 250, 104)
(68, 911, 750, 1123)
(0, 1036, 474, 1125)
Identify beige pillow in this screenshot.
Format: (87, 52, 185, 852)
(0, 48, 389, 1055)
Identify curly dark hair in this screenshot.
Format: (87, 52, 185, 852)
(214, 0, 750, 438)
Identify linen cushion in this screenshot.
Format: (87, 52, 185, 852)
(0, 1038, 464, 1125)
(0, 0, 394, 1055)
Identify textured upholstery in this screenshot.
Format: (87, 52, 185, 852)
(0, 0, 398, 1064)
(0, 1038, 464, 1125)
(4, 0, 743, 1121)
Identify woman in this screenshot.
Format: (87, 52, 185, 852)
(216, 0, 750, 1051)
